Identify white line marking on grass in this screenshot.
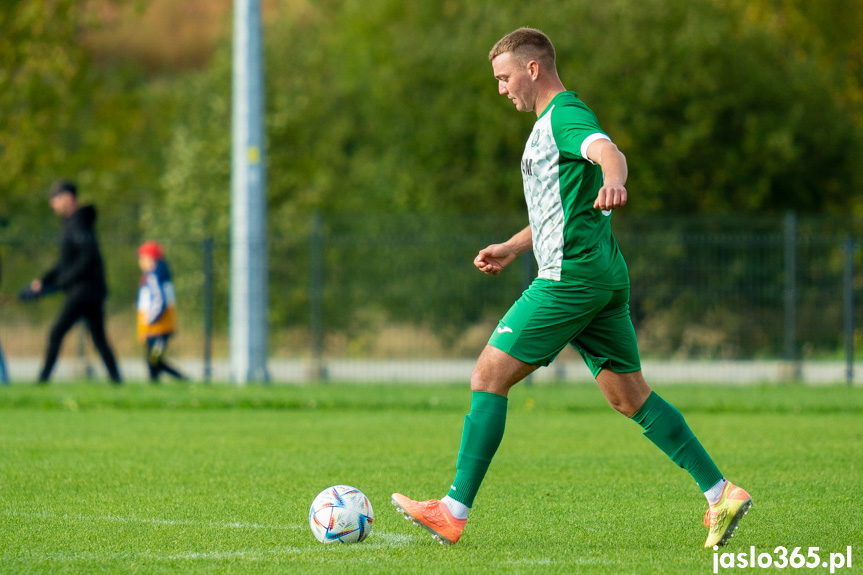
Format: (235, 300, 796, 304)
(506, 558, 554, 566)
(1, 509, 303, 531)
(1, 548, 309, 564)
(152, 548, 307, 561)
(1, 532, 412, 565)
(369, 532, 413, 546)
(337, 532, 412, 549)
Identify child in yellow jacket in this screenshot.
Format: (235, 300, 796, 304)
(137, 241, 186, 382)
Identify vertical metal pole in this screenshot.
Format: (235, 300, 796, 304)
(230, 0, 269, 383)
(309, 213, 326, 381)
(844, 235, 855, 386)
(203, 237, 214, 383)
(783, 212, 799, 379)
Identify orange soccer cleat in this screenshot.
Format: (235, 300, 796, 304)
(392, 493, 467, 545)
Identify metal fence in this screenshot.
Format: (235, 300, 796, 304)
(0, 213, 860, 384)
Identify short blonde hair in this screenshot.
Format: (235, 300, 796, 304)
(489, 27, 556, 71)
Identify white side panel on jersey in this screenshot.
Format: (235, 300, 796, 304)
(522, 106, 564, 281)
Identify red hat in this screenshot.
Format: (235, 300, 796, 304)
(138, 241, 163, 259)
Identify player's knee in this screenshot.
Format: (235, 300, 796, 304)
(597, 370, 651, 417)
(469, 350, 492, 391)
(605, 395, 637, 417)
(469, 363, 507, 394)
(602, 386, 645, 416)
(469, 366, 493, 392)
(469, 345, 533, 395)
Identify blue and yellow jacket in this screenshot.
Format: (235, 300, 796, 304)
(137, 260, 178, 341)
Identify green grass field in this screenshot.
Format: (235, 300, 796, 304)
(1, 382, 861, 574)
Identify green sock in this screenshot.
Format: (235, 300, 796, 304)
(630, 391, 724, 490)
(446, 391, 508, 508)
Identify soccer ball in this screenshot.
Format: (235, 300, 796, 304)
(309, 485, 374, 543)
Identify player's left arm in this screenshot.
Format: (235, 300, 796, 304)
(586, 138, 628, 211)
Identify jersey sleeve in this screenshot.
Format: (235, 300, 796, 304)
(551, 99, 610, 165)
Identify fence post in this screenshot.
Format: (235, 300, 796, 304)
(203, 237, 214, 383)
(845, 235, 855, 386)
(783, 211, 800, 381)
(309, 212, 327, 381)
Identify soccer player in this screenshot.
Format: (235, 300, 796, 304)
(392, 28, 751, 548)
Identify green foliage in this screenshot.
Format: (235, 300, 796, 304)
(3, 0, 863, 235)
(0, 0, 171, 235)
(0, 0, 89, 226)
(144, 0, 863, 243)
(4, 0, 863, 232)
(550, 0, 861, 214)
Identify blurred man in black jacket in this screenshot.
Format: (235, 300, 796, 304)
(30, 180, 121, 384)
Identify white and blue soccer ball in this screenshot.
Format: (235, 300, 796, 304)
(309, 485, 374, 543)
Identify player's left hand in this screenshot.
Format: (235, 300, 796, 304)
(593, 184, 627, 211)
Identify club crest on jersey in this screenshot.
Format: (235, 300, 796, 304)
(531, 130, 541, 147)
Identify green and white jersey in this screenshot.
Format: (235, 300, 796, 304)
(521, 91, 629, 288)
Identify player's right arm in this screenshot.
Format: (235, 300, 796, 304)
(586, 138, 628, 211)
(474, 226, 533, 275)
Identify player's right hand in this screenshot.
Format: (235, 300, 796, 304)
(593, 183, 628, 211)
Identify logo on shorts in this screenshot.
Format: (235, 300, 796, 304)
(496, 326, 513, 334)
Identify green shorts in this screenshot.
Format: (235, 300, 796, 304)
(488, 278, 641, 377)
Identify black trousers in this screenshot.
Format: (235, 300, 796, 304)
(39, 295, 121, 383)
(146, 335, 185, 382)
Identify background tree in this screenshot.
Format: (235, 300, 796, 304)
(0, 0, 167, 235)
(143, 0, 863, 242)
